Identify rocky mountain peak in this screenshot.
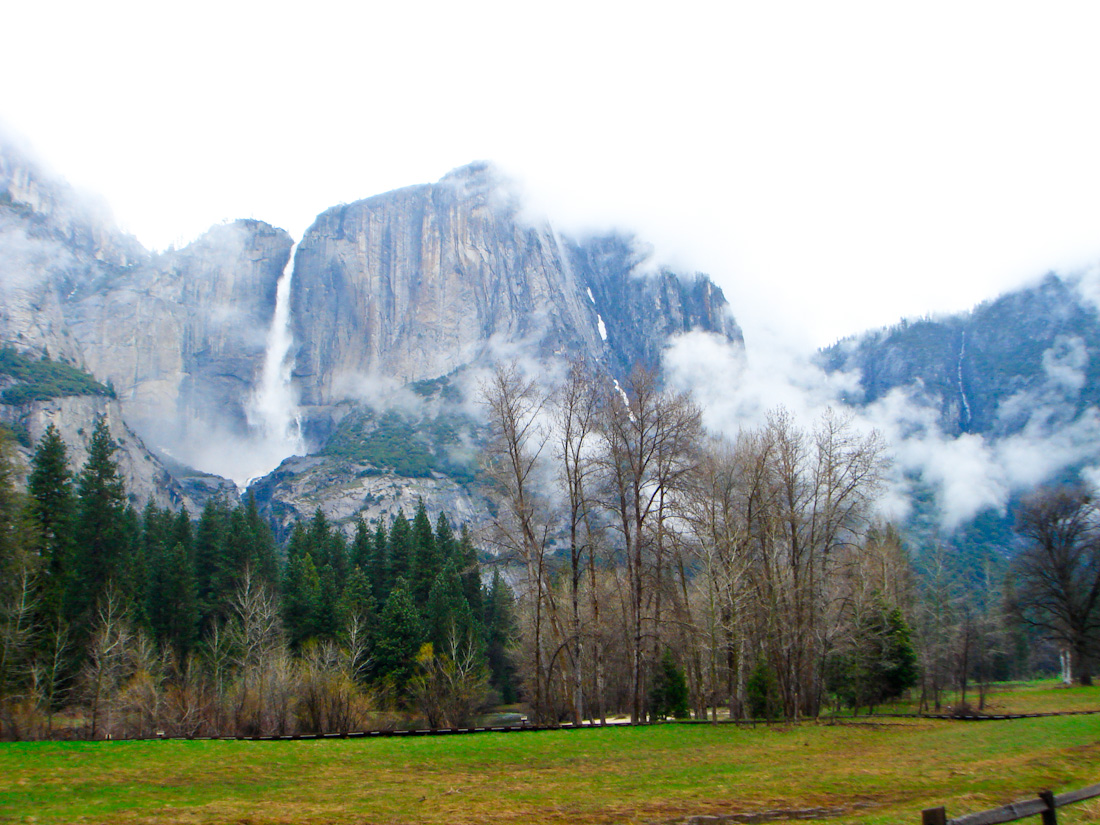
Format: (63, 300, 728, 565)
(0, 134, 146, 268)
(437, 160, 504, 192)
(0, 146, 743, 525)
(290, 165, 742, 411)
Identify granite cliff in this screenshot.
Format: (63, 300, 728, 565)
(67, 220, 293, 462)
(820, 271, 1100, 558)
(291, 162, 740, 412)
(821, 272, 1100, 441)
(0, 141, 742, 528)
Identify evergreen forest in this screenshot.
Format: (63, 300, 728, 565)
(0, 418, 514, 739)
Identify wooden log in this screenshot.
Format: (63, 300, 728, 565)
(1054, 782, 1100, 807)
(951, 797, 1047, 825)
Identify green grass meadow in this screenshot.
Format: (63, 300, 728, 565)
(3, 685, 1099, 824)
(880, 679, 1100, 717)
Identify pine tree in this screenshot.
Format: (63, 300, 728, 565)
(387, 510, 411, 585)
(425, 558, 480, 658)
(171, 506, 193, 558)
(434, 512, 456, 565)
(134, 502, 174, 630)
(0, 429, 27, 566)
(369, 520, 389, 603)
(409, 499, 440, 606)
(193, 496, 231, 625)
(117, 505, 145, 624)
(372, 578, 423, 693)
(27, 424, 75, 620)
(140, 501, 170, 555)
(337, 566, 376, 631)
(316, 561, 340, 640)
(880, 606, 919, 702)
(282, 551, 322, 648)
(0, 429, 35, 705)
(351, 518, 372, 571)
(221, 507, 253, 592)
(307, 509, 348, 587)
(284, 520, 311, 564)
(649, 649, 690, 720)
(69, 417, 129, 628)
(337, 565, 377, 684)
(483, 570, 517, 703)
(244, 495, 279, 586)
(147, 541, 198, 657)
(456, 525, 483, 619)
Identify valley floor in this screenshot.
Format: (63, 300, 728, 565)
(3, 686, 1100, 825)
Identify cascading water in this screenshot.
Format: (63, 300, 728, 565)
(239, 242, 305, 487)
(957, 330, 972, 431)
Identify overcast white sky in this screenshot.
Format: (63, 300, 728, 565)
(5, 0, 1100, 349)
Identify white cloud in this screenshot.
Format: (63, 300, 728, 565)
(4, 2, 1100, 347)
(665, 324, 1100, 533)
(1041, 335, 1088, 393)
(7, 0, 1100, 520)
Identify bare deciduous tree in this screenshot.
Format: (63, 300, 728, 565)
(297, 640, 365, 735)
(598, 364, 702, 722)
(410, 636, 489, 729)
(1011, 485, 1100, 685)
(80, 583, 132, 738)
(0, 556, 38, 739)
(554, 358, 602, 724)
(226, 568, 284, 734)
(481, 363, 561, 722)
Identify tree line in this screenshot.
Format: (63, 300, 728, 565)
(2, 365, 1095, 739)
(0, 418, 515, 740)
(479, 360, 1093, 725)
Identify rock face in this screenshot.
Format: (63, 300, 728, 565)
(0, 140, 744, 528)
(248, 454, 493, 541)
(821, 273, 1100, 440)
(0, 395, 196, 511)
(0, 138, 145, 365)
(564, 233, 738, 373)
(0, 137, 198, 506)
(290, 162, 742, 409)
(820, 271, 1100, 559)
(67, 221, 292, 455)
(1, 135, 297, 489)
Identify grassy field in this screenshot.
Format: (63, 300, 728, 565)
(2, 687, 1099, 824)
(879, 678, 1100, 716)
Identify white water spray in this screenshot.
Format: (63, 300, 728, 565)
(240, 242, 305, 487)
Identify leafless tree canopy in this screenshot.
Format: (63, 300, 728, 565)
(480, 359, 899, 722)
(1011, 485, 1100, 685)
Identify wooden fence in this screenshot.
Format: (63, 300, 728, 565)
(922, 783, 1100, 824)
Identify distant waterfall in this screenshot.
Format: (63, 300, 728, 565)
(957, 330, 972, 430)
(243, 242, 304, 483)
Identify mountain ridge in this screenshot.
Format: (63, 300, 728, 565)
(0, 141, 742, 527)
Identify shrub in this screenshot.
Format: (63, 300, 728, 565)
(747, 657, 783, 720)
(0, 347, 113, 405)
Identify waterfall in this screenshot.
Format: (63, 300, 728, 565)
(957, 330, 972, 430)
(241, 242, 305, 486)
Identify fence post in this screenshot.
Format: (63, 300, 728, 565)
(922, 806, 947, 825)
(1039, 789, 1057, 825)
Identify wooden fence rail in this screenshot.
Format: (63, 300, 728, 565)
(922, 782, 1100, 824)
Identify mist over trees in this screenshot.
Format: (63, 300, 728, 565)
(480, 361, 918, 723)
(0, 367, 1094, 741)
(479, 360, 1088, 725)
